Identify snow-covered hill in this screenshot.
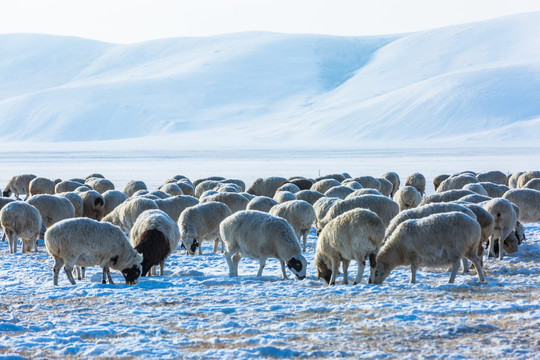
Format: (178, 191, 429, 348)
(1, 12, 539, 148)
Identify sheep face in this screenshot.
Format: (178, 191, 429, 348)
(372, 262, 392, 285)
(287, 254, 307, 280)
(181, 237, 199, 254)
(3, 189, 11, 197)
(121, 263, 142, 285)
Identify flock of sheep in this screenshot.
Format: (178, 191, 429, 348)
(1, 170, 539, 286)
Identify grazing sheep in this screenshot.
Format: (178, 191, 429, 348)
(102, 190, 129, 216)
(463, 183, 489, 196)
(482, 198, 517, 260)
(376, 177, 393, 197)
(393, 186, 422, 212)
(316, 174, 348, 182)
(325, 186, 354, 199)
(523, 178, 540, 191)
(80, 190, 105, 220)
(277, 183, 301, 194)
(315, 209, 385, 285)
(155, 195, 199, 222)
(0, 201, 42, 253)
(148, 190, 171, 199)
(85, 173, 105, 180)
(517, 171, 540, 188)
(288, 178, 314, 191)
(477, 171, 508, 185)
(311, 179, 341, 194)
(194, 180, 222, 198)
(246, 177, 287, 197)
(273, 191, 297, 203)
(85, 178, 115, 194)
(122, 180, 148, 197)
(132, 189, 150, 197)
(436, 174, 479, 193)
(27, 194, 76, 236)
(175, 180, 195, 197)
(178, 201, 232, 255)
(55, 180, 86, 194)
(352, 176, 381, 191)
(200, 192, 248, 213)
(342, 179, 363, 190)
(432, 174, 450, 192)
(269, 200, 316, 251)
(29, 177, 56, 196)
(215, 183, 243, 194)
(478, 182, 510, 198)
(222, 179, 246, 192)
(246, 196, 278, 213)
(346, 189, 383, 199)
(295, 190, 325, 205)
(220, 210, 307, 280)
(45, 218, 142, 285)
(56, 192, 83, 217)
(199, 190, 219, 200)
(159, 183, 184, 196)
(102, 197, 158, 233)
(239, 192, 256, 201)
(373, 212, 484, 284)
(405, 173, 426, 195)
(458, 194, 492, 204)
(3, 174, 37, 200)
(508, 172, 525, 188)
(313, 197, 342, 231)
(129, 209, 180, 276)
(420, 189, 476, 206)
(192, 176, 225, 187)
(503, 189, 540, 223)
(382, 172, 400, 197)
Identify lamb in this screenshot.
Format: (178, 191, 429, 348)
(0, 201, 42, 253)
(45, 218, 142, 285)
(436, 174, 479, 193)
(463, 183, 489, 196)
(55, 180, 87, 194)
(478, 182, 510, 198)
(159, 183, 184, 196)
(382, 171, 400, 197)
(517, 171, 540, 188)
(155, 195, 199, 222)
(482, 198, 517, 260)
(246, 196, 278, 213)
(56, 192, 83, 217)
(122, 180, 147, 197)
(432, 174, 450, 192)
(310, 179, 341, 194)
(29, 177, 56, 196)
(477, 171, 508, 185)
(376, 177, 393, 197)
(315, 209, 385, 285)
(102, 190, 129, 216)
(3, 174, 37, 200)
(295, 190, 325, 205)
(178, 201, 232, 255)
(200, 192, 248, 213)
(352, 176, 381, 191)
(346, 189, 383, 198)
(392, 186, 422, 212)
(80, 190, 105, 220)
(246, 176, 287, 197)
(269, 200, 316, 251)
(419, 189, 476, 206)
(85, 178, 115, 194)
(102, 197, 159, 233)
(27, 194, 76, 236)
(503, 189, 540, 223)
(405, 173, 426, 195)
(129, 209, 180, 276)
(523, 178, 540, 191)
(372, 212, 484, 284)
(220, 210, 307, 280)
(273, 191, 297, 203)
(508, 171, 525, 188)
(325, 186, 354, 199)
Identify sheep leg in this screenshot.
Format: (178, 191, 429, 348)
(354, 259, 366, 285)
(301, 230, 307, 252)
(198, 242, 203, 255)
(467, 255, 485, 282)
(498, 229, 504, 260)
(159, 261, 165, 276)
(448, 260, 460, 283)
(257, 258, 267, 277)
(279, 259, 289, 280)
(106, 267, 114, 284)
(101, 267, 107, 284)
(64, 264, 77, 285)
(53, 257, 64, 286)
(81, 267, 86, 279)
(342, 259, 350, 285)
(213, 238, 219, 253)
(461, 258, 470, 274)
(75, 266, 82, 280)
(1, 231, 5, 242)
(410, 263, 418, 283)
(7, 232, 16, 254)
(329, 259, 339, 286)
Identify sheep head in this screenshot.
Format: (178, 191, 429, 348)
(287, 254, 307, 280)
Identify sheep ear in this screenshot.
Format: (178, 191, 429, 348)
(110, 255, 119, 265)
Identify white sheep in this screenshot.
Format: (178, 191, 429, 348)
(508, 172, 525, 188)
(220, 210, 307, 280)
(432, 174, 450, 192)
(194, 180, 222, 198)
(246, 176, 288, 197)
(129, 209, 180, 276)
(79, 190, 105, 220)
(214, 183, 243, 193)
(316, 173, 348, 182)
(178, 201, 232, 255)
(503, 188, 540, 224)
(148, 190, 171, 199)
(200, 192, 249, 213)
(477, 171, 507, 185)
(313, 197, 342, 232)
(325, 186, 354, 199)
(523, 178, 540, 191)
(193, 176, 225, 187)
(55, 180, 87, 194)
(85, 178, 115, 194)
(269, 200, 316, 251)
(310, 179, 341, 194)
(102, 197, 158, 233)
(419, 189, 476, 206)
(159, 183, 184, 196)
(277, 183, 301, 194)
(0, 201, 42, 253)
(405, 173, 426, 195)
(287, 178, 315, 191)
(102, 190, 129, 216)
(222, 179, 246, 192)
(122, 180, 148, 197)
(341, 179, 364, 190)
(482, 198, 517, 260)
(352, 176, 381, 191)
(155, 195, 199, 222)
(175, 180, 195, 197)
(436, 173, 479, 193)
(376, 177, 393, 197)
(239, 192, 256, 201)
(462, 183, 489, 196)
(392, 186, 422, 212)
(45, 218, 143, 285)
(85, 173, 105, 180)
(382, 171, 400, 197)
(29, 177, 57, 196)
(517, 171, 540, 188)
(273, 191, 297, 203)
(314, 208, 385, 285)
(458, 194, 492, 204)
(3, 174, 37, 200)
(27, 194, 76, 236)
(246, 196, 278, 213)
(295, 190, 325, 205)
(478, 182, 510, 198)
(346, 189, 383, 198)
(56, 192, 83, 217)
(373, 212, 484, 284)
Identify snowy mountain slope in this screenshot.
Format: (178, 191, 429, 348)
(0, 12, 539, 147)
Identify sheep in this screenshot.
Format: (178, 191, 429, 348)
(79, 190, 105, 220)
(0, 198, 14, 211)
(310, 179, 341, 194)
(314, 209, 385, 285)
(482, 198, 517, 260)
(381, 172, 400, 197)
(3, 174, 37, 200)
(313, 197, 342, 231)
(178, 201, 232, 255)
(420, 189, 476, 206)
(200, 190, 218, 200)
(175, 180, 195, 197)
(85, 178, 115, 194)
(352, 176, 381, 191)
(194, 180, 221, 198)
(74, 186, 92, 194)
(55, 180, 86, 194)
(316, 174, 348, 182)
(159, 183, 184, 196)
(319, 195, 399, 231)
(45, 218, 142, 285)
(436, 174, 479, 193)
(478, 182, 510, 198)
(277, 183, 301, 194)
(324, 186, 354, 199)
(503, 189, 540, 223)
(342, 179, 363, 190)
(392, 186, 422, 212)
(273, 191, 297, 203)
(85, 173, 105, 180)
(246, 177, 287, 197)
(122, 180, 147, 197)
(376, 177, 393, 197)
(0, 201, 42, 253)
(102, 190, 129, 216)
(287, 178, 314, 191)
(132, 189, 150, 197)
(200, 192, 248, 213)
(221, 179, 246, 192)
(477, 171, 507, 185)
(56, 192, 83, 217)
(433, 174, 450, 192)
(29, 177, 56, 196)
(508, 172, 525, 188)
(346, 189, 383, 198)
(523, 178, 540, 191)
(239, 192, 256, 201)
(517, 171, 540, 188)
(148, 190, 171, 199)
(463, 183, 489, 196)
(220, 210, 307, 280)
(129, 209, 180, 276)
(458, 194, 492, 204)
(193, 176, 225, 187)
(27, 194, 76, 236)
(269, 200, 316, 251)
(405, 173, 426, 195)
(373, 212, 484, 284)
(69, 178, 86, 184)
(295, 190, 325, 205)
(246, 196, 278, 213)
(155, 195, 199, 222)
(102, 197, 158, 233)
(214, 183, 242, 193)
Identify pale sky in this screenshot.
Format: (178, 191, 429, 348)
(1, 0, 540, 43)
